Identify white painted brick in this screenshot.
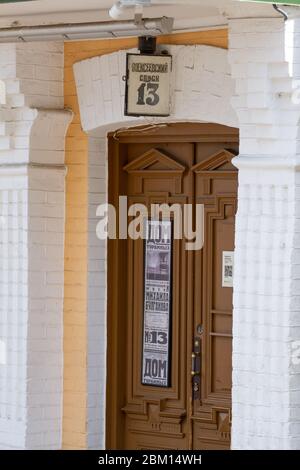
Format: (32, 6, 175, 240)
(230, 18, 284, 34)
(0, 40, 67, 451)
(3, 12, 300, 454)
(0, 64, 16, 79)
(48, 82, 63, 97)
(227, 15, 300, 450)
(5, 79, 20, 94)
(6, 93, 25, 108)
(35, 66, 63, 82)
(0, 136, 10, 150)
(74, 45, 237, 132)
(16, 64, 35, 79)
(229, 47, 285, 65)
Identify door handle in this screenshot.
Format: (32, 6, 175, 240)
(191, 353, 198, 377)
(191, 352, 201, 377)
(191, 337, 201, 400)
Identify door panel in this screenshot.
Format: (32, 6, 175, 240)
(123, 145, 193, 450)
(192, 148, 238, 449)
(106, 123, 239, 450)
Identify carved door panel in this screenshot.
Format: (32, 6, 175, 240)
(123, 144, 194, 450)
(106, 124, 239, 450)
(191, 148, 238, 449)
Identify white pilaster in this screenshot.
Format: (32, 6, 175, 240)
(229, 16, 300, 450)
(0, 173, 28, 449)
(0, 42, 71, 449)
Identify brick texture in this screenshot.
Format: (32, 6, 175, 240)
(0, 42, 71, 450)
(229, 17, 300, 449)
(74, 45, 237, 132)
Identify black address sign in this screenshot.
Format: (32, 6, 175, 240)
(125, 53, 172, 117)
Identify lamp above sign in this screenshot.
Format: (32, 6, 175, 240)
(125, 52, 172, 117)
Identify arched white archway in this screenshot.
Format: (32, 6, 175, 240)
(74, 44, 237, 133)
(73, 44, 237, 448)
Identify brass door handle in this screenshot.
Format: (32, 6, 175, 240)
(191, 352, 200, 377)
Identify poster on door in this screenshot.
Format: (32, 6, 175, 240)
(142, 220, 172, 387)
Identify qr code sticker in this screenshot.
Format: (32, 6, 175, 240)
(225, 265, 233, 278)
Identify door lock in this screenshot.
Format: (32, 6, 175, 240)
(191, 337, 201, 377)
(191, 337, 201, 400)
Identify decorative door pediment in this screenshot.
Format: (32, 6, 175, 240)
(192, 149, 238, 199)
(123, 148, 186, 194)
(191, 149, 238, 174)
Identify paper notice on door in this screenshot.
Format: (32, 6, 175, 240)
(222, 251, 234, 288)
(142, 220, 172, 388)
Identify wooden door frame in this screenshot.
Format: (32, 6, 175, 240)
(105, 123, 239, 450)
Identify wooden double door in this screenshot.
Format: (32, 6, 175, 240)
(107, 123, 239, 450)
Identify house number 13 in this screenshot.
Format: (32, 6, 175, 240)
(137, 83, 160, 106)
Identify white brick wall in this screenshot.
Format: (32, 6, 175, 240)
(0, 167, 66, 450)
(0, 178, 28, 450)
(2, 14, 300, 450)
(0, 42, 71, 450)
(0, 43, 63, 110)
(74, 45, 238, 132)
(229, 16, 300, 449)
(26, 167, 66, 450)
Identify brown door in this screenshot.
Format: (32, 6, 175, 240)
(107, 123, 239, 450)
